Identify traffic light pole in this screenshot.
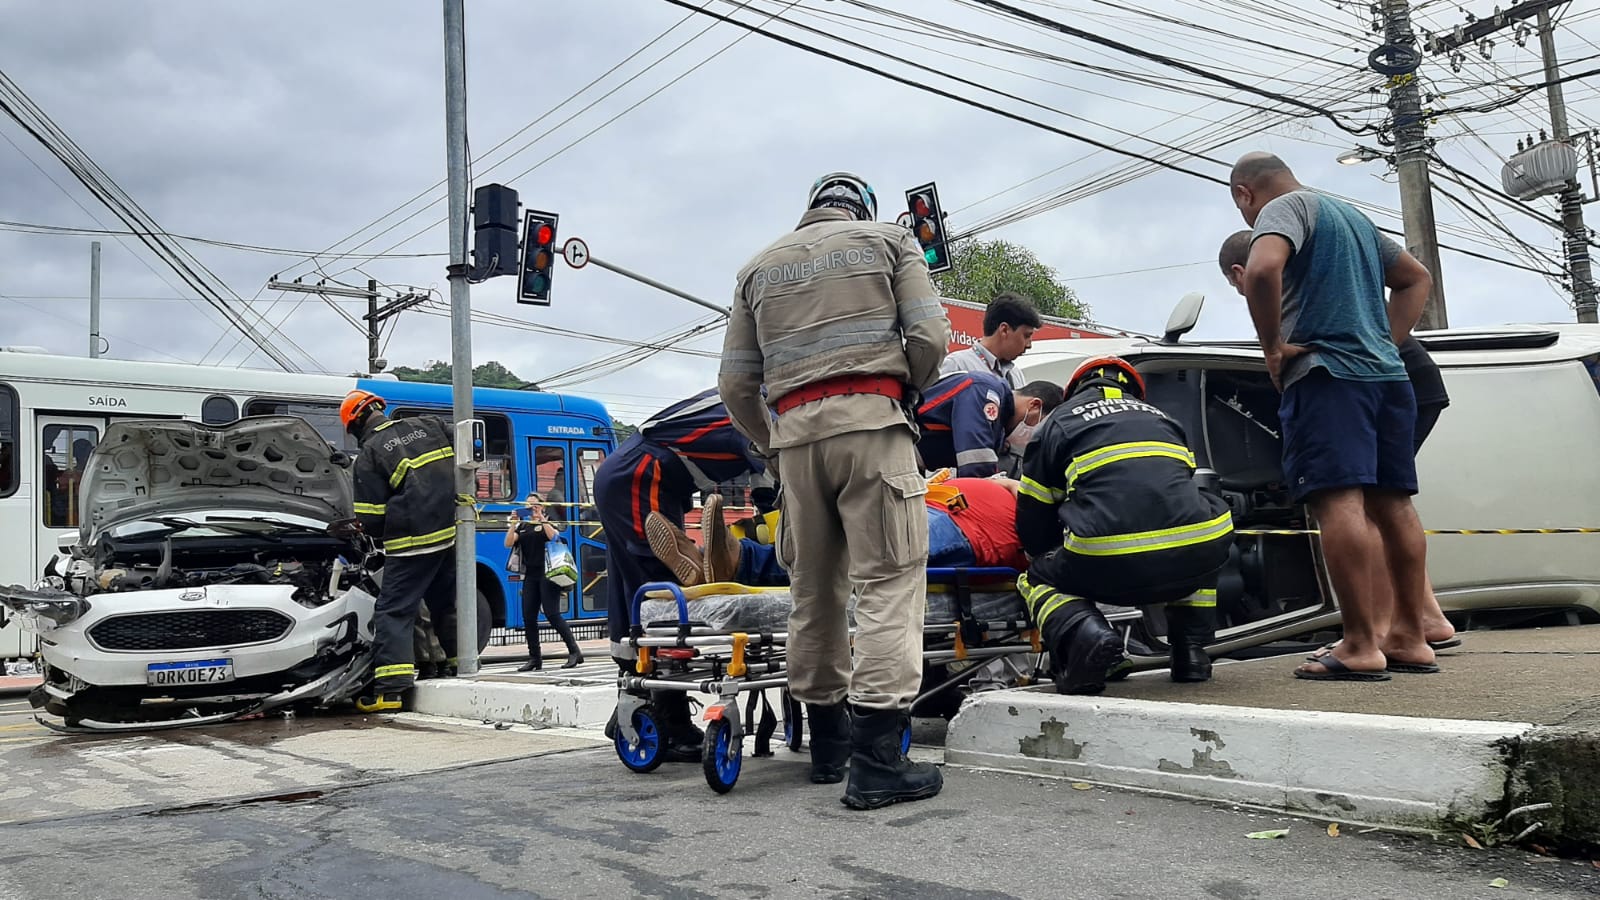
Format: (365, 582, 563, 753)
(442, 0, 479, 675)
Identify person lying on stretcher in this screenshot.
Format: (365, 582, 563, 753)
(644, 475, 1029, 588)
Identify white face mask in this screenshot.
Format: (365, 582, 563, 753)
(1006, 404, 1042, 451)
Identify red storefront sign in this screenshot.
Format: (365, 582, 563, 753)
(940, 300, 1115, 352)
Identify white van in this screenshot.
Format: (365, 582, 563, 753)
(1016, 295, 1600, 661)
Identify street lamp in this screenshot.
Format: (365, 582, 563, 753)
(1338, 146, 1387, 166)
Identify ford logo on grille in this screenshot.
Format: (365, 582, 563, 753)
(179, 589, 206, 602)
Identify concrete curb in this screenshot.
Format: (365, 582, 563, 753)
(410, 678, 615, 729)
(944, 691, 1531, 831)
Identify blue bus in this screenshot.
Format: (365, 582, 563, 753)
(357, 378, 618, 645)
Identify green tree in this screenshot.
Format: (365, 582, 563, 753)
(389, 360, 529, 389)
(611, 418, 638, 441)
(933, 238, 1089, 320)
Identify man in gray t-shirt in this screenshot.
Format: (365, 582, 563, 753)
(1227, 152, 1439, 683)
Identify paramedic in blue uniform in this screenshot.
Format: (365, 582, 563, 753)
(593, 387, 768, 761)
(915, 371, 1063, 477)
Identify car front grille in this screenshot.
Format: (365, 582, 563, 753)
(89, 610, 295, 651)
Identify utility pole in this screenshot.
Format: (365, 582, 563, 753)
(367, 278, 381, 371)
(1425, 0, 1595, 323)
(1382, 0, 1450, 330)
(442, 0, 479, 676)
(1537, 8, 1598, 323)
(267, 278, 427, 372)
(88, 241, 102, 358)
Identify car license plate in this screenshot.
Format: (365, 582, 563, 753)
(146, 659, 234, 686)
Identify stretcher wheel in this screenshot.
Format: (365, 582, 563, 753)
(615, 710, 663, 773)
(702, 719, 743, 794)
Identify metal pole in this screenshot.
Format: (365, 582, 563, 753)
(1383, 0, 1448, 330)
(443, 0, 479, 675)
(1537, 9, 1598, 324)
(88, 241, 102, 358)
(586, 254, 731, 318)
(367, 278, 381, 372)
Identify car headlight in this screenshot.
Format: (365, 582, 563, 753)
(0, 585, 90, 632)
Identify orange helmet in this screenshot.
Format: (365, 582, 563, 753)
(1067, 355, 1145, 399)
(340, 389, 385, 432)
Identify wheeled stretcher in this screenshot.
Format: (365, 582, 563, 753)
(613, 568, 1059, 793)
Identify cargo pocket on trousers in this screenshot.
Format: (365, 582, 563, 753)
(775, 488, 796, 572)
(881, 472, 929, 568)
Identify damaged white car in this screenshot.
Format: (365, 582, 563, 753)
(0, 416, 379, 732)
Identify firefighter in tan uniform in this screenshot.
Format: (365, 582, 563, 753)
(718, 172, 951, 810)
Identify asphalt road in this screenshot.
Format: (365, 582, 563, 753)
(0, 704, 1594, 900)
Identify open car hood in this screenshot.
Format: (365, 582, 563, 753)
(79, 416, 354, 542)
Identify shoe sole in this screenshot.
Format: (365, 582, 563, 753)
(644, 515, 703, 586)
(1056, 637, 1126, 695)
(701, 495, 737, 584)
(841, 782, 943, 810)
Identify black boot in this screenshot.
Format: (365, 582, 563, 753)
(841, 706, 943, 810)
(806, 702, 851, 785)
(653, 692, 704, 763)
(1050, 609, 1124, 696)
(1166, 604, 1216, 683)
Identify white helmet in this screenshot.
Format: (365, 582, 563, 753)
(808, 171, 877, 221)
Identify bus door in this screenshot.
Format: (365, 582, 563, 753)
(526, 441, 577, 625)
(33, 414, 105, 588)
(569, 441, 610, 625)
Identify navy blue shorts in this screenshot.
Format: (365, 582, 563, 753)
(1279, 368, 1418, 504)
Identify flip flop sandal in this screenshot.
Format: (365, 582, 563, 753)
(1385, 661, 1441, 674)
(1311, 638, 1460, 661)
(1293, 653, 1391, 682)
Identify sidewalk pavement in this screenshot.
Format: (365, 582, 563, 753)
(411, 637, 617, 728)
(946, 624, 1600, 848)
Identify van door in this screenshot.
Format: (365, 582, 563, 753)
(33, 414, 105, 586)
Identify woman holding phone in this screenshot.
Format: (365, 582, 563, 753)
(504, 492, 584, 671)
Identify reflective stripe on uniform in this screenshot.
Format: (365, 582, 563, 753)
(1017, 572, 1086, 629)
(1065, 440, 1195, 492)
(898, 297, 946, 324)
(1103, 386, 1123, 399)
(1019, 475, 1065, 504)
(383, 525, 456, 553)
(955, 447, 999, 467)
(719, 350, 764, 376)
(353, 502, 386, 515)
(1167, 588, 1218, 609)
(388, 446, 455, 489)
(374, 420, 397, 432)
(1063, 510, 1233, 557)
(761, 316, 900, 368)
(374, 663, 416, 679)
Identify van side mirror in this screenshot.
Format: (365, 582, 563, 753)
(1161, 292, 1205, 344)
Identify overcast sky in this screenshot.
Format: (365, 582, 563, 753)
(3, 0, 1597, 423)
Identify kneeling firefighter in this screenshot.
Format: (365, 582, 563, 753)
(1015, 357, 1233, 694)
(342, 390, 461, 712)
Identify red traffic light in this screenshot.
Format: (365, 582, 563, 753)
(534, 223, 554, 246)
(913, 194, 932, 217)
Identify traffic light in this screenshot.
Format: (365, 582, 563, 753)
(471, 183, 520, 279)
(518, 209, 559, 305)
(905, 182, 951, 275)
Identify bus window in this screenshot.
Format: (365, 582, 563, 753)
(41, 424, 99, 528)
(397, 409, 516, 502)
(579, 543, 607, 614)
(244, 399, 351, 452)
(531, 445, 566, 514)
(576, 447, 606, 538)
(0, 384, 16, 498)
(201, 395, 239, 425)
